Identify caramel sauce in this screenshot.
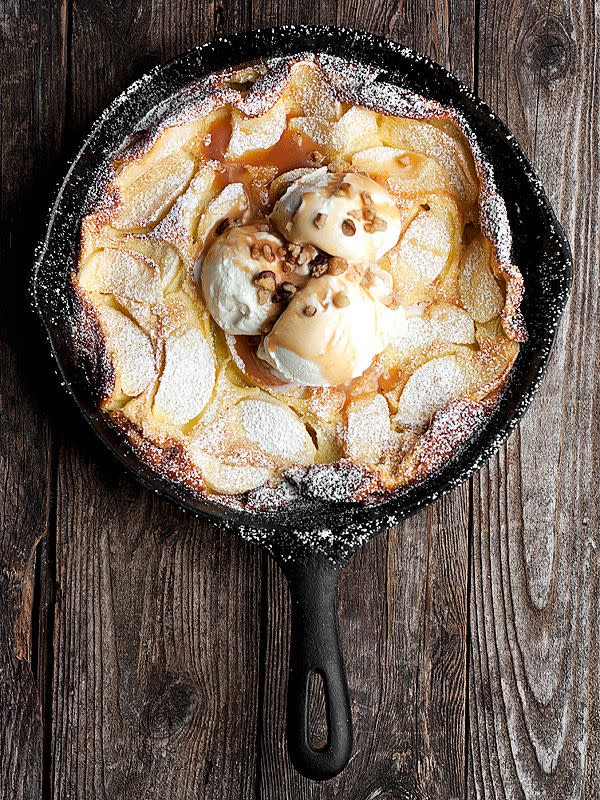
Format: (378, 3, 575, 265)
(242, 127, 319, 171)
(231, 335, 289, 388)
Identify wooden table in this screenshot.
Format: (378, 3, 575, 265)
(1, 1, 597, 798)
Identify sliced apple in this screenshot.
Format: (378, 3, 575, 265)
(352, 146, 450, 196)
(225, 102, 287, 160)
(195, 183, 249, 253)
(151, 165, 217, 261)
(290, 106, 380, 157)
(395, 207, 454, 282)
(238, 397, 316, 464)
(97, 305, 156, 398)
(268, 167, 315, 204)
(191, 448, 272, 495)
(79, 248, 162, 304)
(153, 328, 215, 426)
(345, 393, 390, 465)
(425, 302, 475, 344)
(394, 354, 472, 430)
(285, 61, 341, 119)
(459, 236, 505, 322)
(379, 117, 479, 205)
(112, 150, 196, 230)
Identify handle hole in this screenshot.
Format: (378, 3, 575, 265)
(307, 670, 329, 752)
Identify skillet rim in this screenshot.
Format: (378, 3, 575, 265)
(31, 25, 572, 547)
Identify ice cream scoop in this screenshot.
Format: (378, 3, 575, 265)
(271, 168, 402, 263)
(199, 224, 301, 336)
(261, 273, 407, 386)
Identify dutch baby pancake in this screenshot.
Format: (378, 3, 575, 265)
(72, 54, 525, 508)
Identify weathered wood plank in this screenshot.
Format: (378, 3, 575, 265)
(0, 1, 68, 797)
(469, 0, 600, 797)
(256, 3, 476, 798)
(50, 3, 263, 799)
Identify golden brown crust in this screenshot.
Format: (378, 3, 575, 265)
(71, 53, 526, 509)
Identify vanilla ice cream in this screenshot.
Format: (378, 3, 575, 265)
(271, 168, 402, 263)
(261, 273, 407, 386)
(200, 224, 296, 336)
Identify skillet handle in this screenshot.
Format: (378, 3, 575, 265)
(281, 553, 352, 781)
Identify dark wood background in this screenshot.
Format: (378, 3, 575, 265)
(1, 1, 598, 798)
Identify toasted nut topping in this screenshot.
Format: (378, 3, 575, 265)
(311, 260, 329, 278)
(340, 181, 353, 196)
(361, 190, 373, 206)
(289, 243, 301, 257)
(276, 246, 287, 259)
(281, 281, 297, 295)
(342, 219, 356, 236)
(383, 294, 401, 310)
(314, 212, 327, 229)
(250, 244, 262, 260)
(348, 209, 362, 220)
(257, 288, 271, 305)
(304, 305, 317, 317)
(296, 250, 310, 266)
(328, 257, 348, 276)
(307, 150, 325, 164)
(364, 217, 387, 233)
(363, 208, 375, 222)
(273, 285, 293, 303)
(262, 243, 275, 262)
(282, 261, 294, 273)
(333, 291, 350, 308)
(254, 270, 277, 292)
(420, 203, 431, 211)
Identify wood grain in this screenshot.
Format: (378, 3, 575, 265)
(0, 1, 68, 797)
(255, 3, 476, 798)
(50, 2, 263, 799)
(1, 0, 597, 798)
(469, 0, 600, 797)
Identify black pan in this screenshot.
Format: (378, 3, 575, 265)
(32, 26, 571, 782)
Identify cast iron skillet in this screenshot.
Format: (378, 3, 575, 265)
(32, 26, 571, 782)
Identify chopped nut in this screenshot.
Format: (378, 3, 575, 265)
(361, 190, 373, 206)
(364, 216, 387, 233)
(327, 159, 346, 173)
(262, 243, 275, 262)
(281, 281, 297, 295)
(296, 250, 310, 266)
(342, 218, 356, 236)
(420, 203, 431, 211)
(340, 181, 353, 197)
(276, 246, 287, 259)
(254, 270, 277, 292)
(333, 291, 350, 308)
(304, 305, 317, 317)
(363, 208, 375, 222)
(307, 150, 325, 164)
(273, 285, 293, 303)
(348, 209, 362, 220)
(282, 261, 294, 273)
(289, 243, 301, 257)
(328, 257, 348, 276)
(314, 212, 327, 229)
(310, 260, 329, 278)
(257, 288, 271, 305)
(250, 244, 262, 260)
(383, 294, 401, 310)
